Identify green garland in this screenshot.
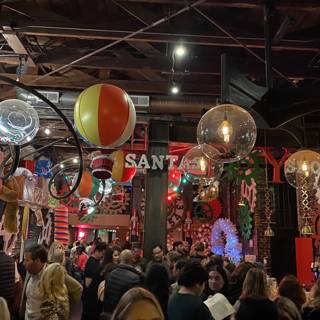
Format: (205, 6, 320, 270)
(225, 150, 264, 184)
(239, 201, 253, 240)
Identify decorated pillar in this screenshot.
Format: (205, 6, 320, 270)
(143, 121, 169, 261)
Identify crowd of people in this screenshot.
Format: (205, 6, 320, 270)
(0, 235, 320, 320)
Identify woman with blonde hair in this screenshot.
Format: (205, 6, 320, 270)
(302, 279, 320, 319)
(0, 297, 11, 320)
(110, 287, 164, 320)
(234, 268, 269, 312)
(38, 262, 69, 320)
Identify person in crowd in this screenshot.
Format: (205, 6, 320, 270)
(190, 242, 206, 261)
(47, 242, 83, 316)
(85, 241, 94, 256)
(81, 241, 107, 320)
(145, 263, 170, 318)
(70, 241, 80, 260)
(203, 262, 229, 301)
(173, 241, 185, 258)
(182, 241, 190, 256)
(234, 268, 270, 312)
(168, 260, 213, 320)
(278, 275, 306, 313)
(171, 259, 187, 294)
(20, 243, 48, 319)
(111, 246, 121, 265)
(224, 257, 236, 275)
(110, 287, 164, 320)
(103, 249, 143, 313)
(0, 297, 11, 320)
(132, 243, 147, 272)
(97, 246, 119, 302)
(302, 279, 320, 320)
(146, 245, 170, 274)
(236, 294, 278, 320)
(228, 262, 255, 304)
(38, 262, 69, 320)
(75, 245, 88, 271)
(0, 235, 15, 309)
(276, 296, 302, 320)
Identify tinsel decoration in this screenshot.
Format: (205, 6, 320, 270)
(211, 218, 242, 263)
(239, 201, 252, 240)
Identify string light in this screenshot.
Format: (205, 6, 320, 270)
(73, 158, 78, 164)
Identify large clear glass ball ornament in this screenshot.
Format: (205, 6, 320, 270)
(284, 149, 320, 188)
(197, 104, 257, 163)
(181, 145, 223, 184)
(0, 99, 39, 145)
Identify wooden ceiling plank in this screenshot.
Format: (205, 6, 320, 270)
(16, 27, 319, 52)
(0, 72, 220, 95)
(116, 0, 320, 11)
(1, 29, 36, 67)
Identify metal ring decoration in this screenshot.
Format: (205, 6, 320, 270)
(0, 75, 83, 199)
(0, 145, 20, 180)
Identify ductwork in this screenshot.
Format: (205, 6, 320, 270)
(15, 88, 268, 127)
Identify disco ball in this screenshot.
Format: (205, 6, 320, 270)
(181, 145, 223, 184)
(197, 104, 257, 163)
(0, 99, 39, 145)
(284, 149, 320, 188)
(99, 178, 113, 195)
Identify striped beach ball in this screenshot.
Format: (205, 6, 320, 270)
(74, 84, 136, 147)
(111, 150, 136, 182)
(54, 206, 69, 246)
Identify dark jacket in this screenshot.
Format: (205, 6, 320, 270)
(302, 306, 320, 320)
(0, 251, 15, 302)
(103, 263, 143, 313)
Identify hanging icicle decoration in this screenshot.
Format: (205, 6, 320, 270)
(299, 174, 313, 236)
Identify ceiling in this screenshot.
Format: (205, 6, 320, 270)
(0, 0, 320, 160)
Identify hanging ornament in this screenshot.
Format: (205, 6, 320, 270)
(239, 201, 253, 240)
(181, 145, 223, 184)
(241, 178, 257, 213)
(298, 173, 314, 236)
(264, 187, 275, 237)
(262, 131, 275, 237)
(197, 104, 257, 163)
(284, 149, 320, 188)
(184, 210, 193, 239)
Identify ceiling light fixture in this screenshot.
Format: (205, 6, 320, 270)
(174, 45, 186, 58)
(73, 158, 78, 164)
(44, 128, 51, 135)
(171, 85, 179, 94)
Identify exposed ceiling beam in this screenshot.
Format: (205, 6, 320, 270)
(13, 27, 319, 52)
(1, 48, 317, 80)
(1, 28, 36, 67)
(116, 0, 320, 10)
(0, 72, 220, 95)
